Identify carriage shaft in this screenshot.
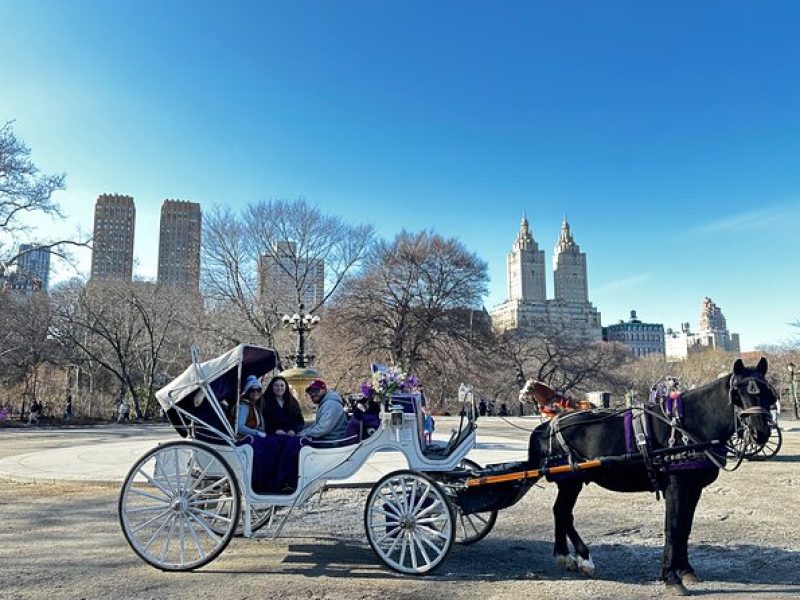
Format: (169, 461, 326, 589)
(464, 459, 603, 487)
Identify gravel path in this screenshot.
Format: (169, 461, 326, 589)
(2, 428, 799, 599)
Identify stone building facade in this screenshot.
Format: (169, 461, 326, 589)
(490, 216, 602, 340)
(665, 297, 741, 360)
(603, 310, 665, 357)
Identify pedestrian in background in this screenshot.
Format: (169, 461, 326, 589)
(117, 399, 130, 423)
(423, 407, 435, 446)
(63, 394, 73, 422)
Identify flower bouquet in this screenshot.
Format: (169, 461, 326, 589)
(361, 364, 419, 408)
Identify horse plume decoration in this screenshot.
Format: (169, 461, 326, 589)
(526, 358, 774, 596)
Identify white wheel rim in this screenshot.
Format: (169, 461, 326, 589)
(366, 474, 453, 574)
(121, 445, 237, 569)
(455, 509, 493, 543)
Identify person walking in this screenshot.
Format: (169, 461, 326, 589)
(117, 399, 130, 424)
(63, 394, 73, 422)
(27, 399, 42, 426)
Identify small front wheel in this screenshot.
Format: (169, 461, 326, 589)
(364, 470, 454, 575)
(451, 459, 498, 545)
(118, 441, 240, 571)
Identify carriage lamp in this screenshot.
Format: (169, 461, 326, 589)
(281, 303, 320, 369)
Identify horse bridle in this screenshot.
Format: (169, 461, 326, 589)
(728, 373, 773, 454)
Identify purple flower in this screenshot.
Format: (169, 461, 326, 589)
(361, 382, 374, 399)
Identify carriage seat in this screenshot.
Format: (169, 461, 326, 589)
(389, 393, 440, 455)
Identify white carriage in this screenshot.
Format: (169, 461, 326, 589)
(118, 344, 499, 575)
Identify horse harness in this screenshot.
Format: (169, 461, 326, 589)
(543, 374, 770, 498)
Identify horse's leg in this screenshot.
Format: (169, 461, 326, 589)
(662, 478, 704, 595)
(552, 480, 594, 576)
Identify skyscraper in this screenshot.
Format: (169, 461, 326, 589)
(90, 194, 135, 280)
(157, 200, 201, 290)
(553, 219, 588, 304)
(17, 244, 51, 292)
(507, 214, 546, 302)
(490, 215, 601, 339)
(258, 241, 324, 314)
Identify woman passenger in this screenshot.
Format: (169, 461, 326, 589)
(237, 375, 267, 439)
(261, 376, 305, 436)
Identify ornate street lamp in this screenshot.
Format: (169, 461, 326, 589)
(281, 303, 321, 368)
(788, 362, 798, 420)
(280, 303, 322, 405)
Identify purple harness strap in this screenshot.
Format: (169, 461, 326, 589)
(664, 393, 684, 419)
(624, 409, 635, 453)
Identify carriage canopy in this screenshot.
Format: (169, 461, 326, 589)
(155, 344, 280, 411)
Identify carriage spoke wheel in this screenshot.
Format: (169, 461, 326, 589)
(365, 470, 454, 575)
(119, 441, 240, 571)
(450, 459, 497, 545)
(747, 423, 782, 461)
(726, 426, 752, 458)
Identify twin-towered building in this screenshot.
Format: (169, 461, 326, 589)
(490, 215, 602, 340)
(90, 194, 201, 290)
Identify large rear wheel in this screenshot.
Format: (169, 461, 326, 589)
(364, 470, 454, 575)
(119, 441, 240, 571)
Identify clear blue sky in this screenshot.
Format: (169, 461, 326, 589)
(2, 1, 799, 350)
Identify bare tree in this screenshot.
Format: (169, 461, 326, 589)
(0, 289, 60, 413)
(50, 279, 195, 419)
(0, 121, 89, 273)
(492, 323, 630, 401)
(321, 230, 489, 407)
(201, 199, 374, 351)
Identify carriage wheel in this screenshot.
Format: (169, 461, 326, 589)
(726, 426, 752, 458)
(448, 459, 497, 545)
(200, 495, 274, 537)
(119, 441, 240, 571)
(747, 423, 783, 461)
(364, 470, 455, 575)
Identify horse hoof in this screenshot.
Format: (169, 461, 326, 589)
(681, 573, 700, 585)
(665, 582, 690, 596)
(576, 556, 595, 577)
(555, 554, 577, 570)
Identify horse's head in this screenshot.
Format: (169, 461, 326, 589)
(729, 357, 775, 445)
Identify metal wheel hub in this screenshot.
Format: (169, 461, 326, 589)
(170, 496, 188, 513)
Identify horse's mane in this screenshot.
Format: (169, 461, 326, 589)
(679, 373, 730, 405)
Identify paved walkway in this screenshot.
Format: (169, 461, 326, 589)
(0, 423, 531, 487)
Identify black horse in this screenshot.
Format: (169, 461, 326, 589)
(527, 358, 774, 596)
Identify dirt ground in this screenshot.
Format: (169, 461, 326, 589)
(1, 428, 799, 600)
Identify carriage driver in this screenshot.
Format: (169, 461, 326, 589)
(298, 379, 348, 441)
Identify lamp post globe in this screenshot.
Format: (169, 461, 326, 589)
(280, 303, 322, 403)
